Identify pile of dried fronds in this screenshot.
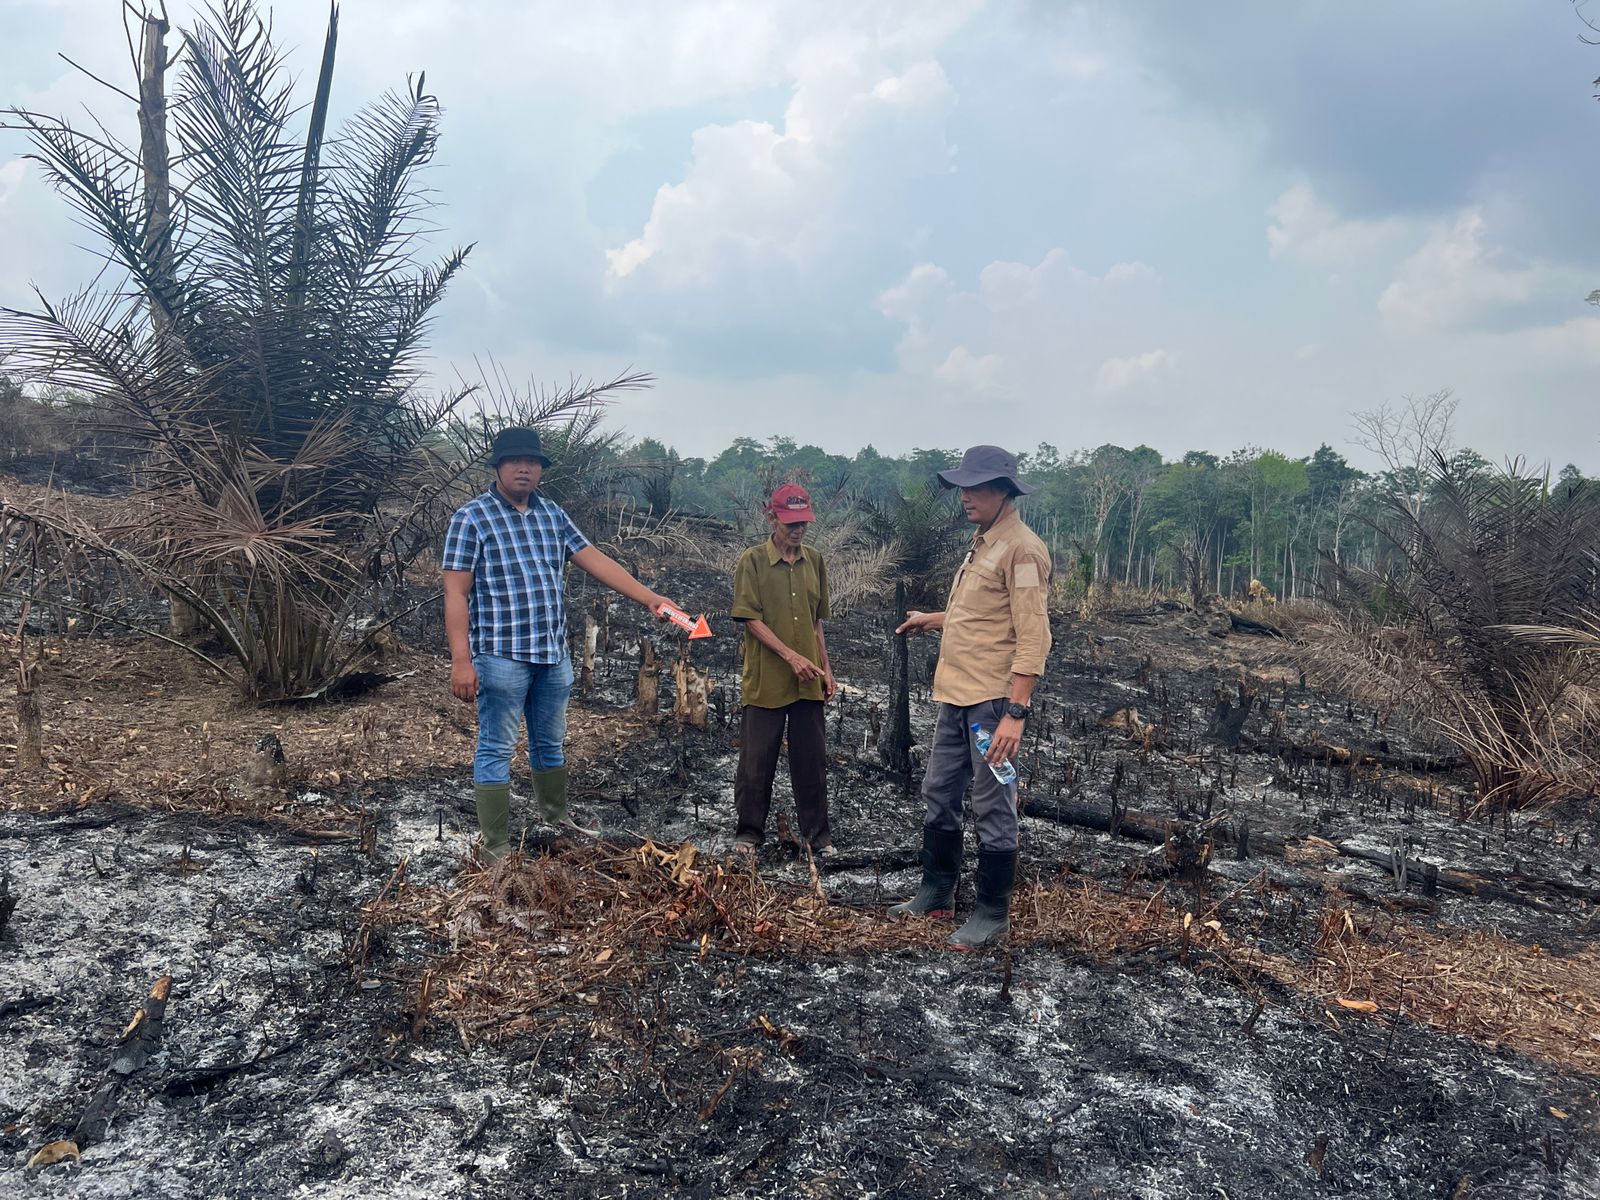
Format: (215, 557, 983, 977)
(360, 839, 1184, 1045)
(365, 838, 1600, 1077)
(1298, 906, 1600, 1073)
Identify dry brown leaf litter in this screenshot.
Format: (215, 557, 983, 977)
(363, 839, 1600, 1077)
(1, 635, 648, 835)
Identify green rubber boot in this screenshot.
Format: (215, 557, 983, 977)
(532, 765, 597, 835)
(473, 782, 511, 862)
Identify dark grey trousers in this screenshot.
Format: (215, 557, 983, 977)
(919, 698, 1019, 852)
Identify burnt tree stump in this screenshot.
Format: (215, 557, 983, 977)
(673, 653, 708, 729)
(14, 651, 43, 773)
(635, 637, 659, 716)
(1206, 676, 1257, 747)
(111, 974, 173, 1076)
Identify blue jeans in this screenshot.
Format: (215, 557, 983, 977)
(472, 653, 574, 784)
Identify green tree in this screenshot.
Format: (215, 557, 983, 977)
(1149, 457, 1230, 606)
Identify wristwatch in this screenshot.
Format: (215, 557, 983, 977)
(1004, 702, 1031, 721)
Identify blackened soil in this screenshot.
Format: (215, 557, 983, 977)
(3, 568, 1598, 1198)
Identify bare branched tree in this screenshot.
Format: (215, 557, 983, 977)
(1350, 389, 1458, 530)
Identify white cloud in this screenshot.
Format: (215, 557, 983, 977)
(1266, 182, 1408, 263)
(876, 262, 955, 324)
(934, 345, 1001, 391)
(1094, 348, 1169, 395)
(605, 53, 955, 294)
(876, 248, 1170, 409)
(1377, 210, 1541, 335)
(1482, 316, 1600, 366)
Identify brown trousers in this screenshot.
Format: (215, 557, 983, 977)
(735, 700, 829, 848)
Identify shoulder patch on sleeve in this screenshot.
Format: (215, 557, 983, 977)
(1013, 561, 1042, 589)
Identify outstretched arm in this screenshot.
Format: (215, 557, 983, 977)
(895, 609, 945, 636)
(570, 545, 672, 616)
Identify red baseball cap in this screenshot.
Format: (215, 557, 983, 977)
(768, 483, 815, 524)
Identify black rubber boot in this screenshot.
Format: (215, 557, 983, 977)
(948, 847, 1017, 950)
(888, 825, 962, 918)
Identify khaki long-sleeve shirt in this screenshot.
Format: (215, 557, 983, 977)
(932, 507, 1053, 705)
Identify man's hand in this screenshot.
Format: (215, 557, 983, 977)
(647, 594, 676, 620)
(896, 609, 941, 637)
(822, 667, 837, 702)
(786, 651, 823, 684)
(986, 714, 1024, 765)
(450, 659, 479, 703)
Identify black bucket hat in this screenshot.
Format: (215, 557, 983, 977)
(488, 426, 551, 468)
(936, 445, 1034, 495)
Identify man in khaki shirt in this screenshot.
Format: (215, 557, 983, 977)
(729, 484, 836, 855)
(891, 445, 1052, 948)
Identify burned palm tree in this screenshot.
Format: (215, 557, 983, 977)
(1317, 456, 1600, 813)
(0, 2, 638, 698)
(865, 481, 969, 610)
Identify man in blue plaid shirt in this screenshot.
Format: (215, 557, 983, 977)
(442, 426, 679, 858)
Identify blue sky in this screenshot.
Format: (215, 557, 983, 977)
(4, 0, 1600, 469)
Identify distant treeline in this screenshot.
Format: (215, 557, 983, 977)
(610, 433, 1598, 602)
(7, 372, 1594, 603)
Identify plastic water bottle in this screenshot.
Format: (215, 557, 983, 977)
(971, 723, 1017, 785)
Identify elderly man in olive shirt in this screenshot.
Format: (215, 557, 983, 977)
(892, 446, 1052, 948)
(730, 483, 836, 855)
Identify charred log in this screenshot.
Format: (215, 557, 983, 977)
(1229, 613, 1284, 638)
(111, 974, 173, 1076)
(1249, 736, 1464, 773)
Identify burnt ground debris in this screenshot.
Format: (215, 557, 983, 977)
(3, 563, 1600, 1198)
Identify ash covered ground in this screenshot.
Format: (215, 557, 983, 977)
(4, 566, 1599, 1198)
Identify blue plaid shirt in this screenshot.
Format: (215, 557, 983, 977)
(441, 488, 592, 663)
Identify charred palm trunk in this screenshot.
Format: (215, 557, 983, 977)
(878, 580, 914, 786)
(138, 13, 202, 640)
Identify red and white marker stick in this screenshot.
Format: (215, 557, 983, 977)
(659, 602, 713, 639)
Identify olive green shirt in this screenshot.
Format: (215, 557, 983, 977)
(731, 540, 830, 708)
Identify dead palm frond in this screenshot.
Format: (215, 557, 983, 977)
(1316, 456, 1600, 811)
